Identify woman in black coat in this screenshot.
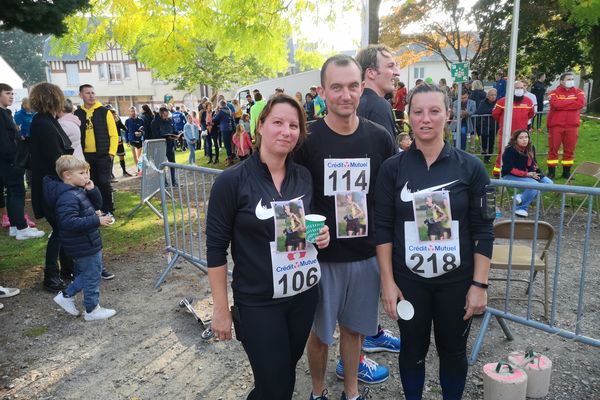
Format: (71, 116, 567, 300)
(29, 83, 74, 291)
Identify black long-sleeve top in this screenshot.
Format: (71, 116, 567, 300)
(501, 145, 542, 178)
(0, 108, 18, 163)
(206, 152, 315, 306)
(375, 141, 494, 284)
(29, 113, 73, 219)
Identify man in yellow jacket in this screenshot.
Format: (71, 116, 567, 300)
(74, 84, 118, 215)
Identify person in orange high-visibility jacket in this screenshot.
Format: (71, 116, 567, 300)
(546, 72, 586, 179)
(492, 80, 535, 177)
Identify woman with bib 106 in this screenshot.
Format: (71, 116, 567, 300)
(206, 94, 330, 400)
(374, 83, 494, 400)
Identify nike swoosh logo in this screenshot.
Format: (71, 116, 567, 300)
(400, 180, 458, 202)
(254, 195, 305, 220)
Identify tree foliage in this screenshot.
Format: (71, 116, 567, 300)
(0, 0, 90, 36)
(380, 0, 496, 71)
(380, 0, 591, 90)
(558, 0, 600, 112)
(473, 0, 587, 81)
(0, 30, 47, 86)
(52, 0, 330, 91)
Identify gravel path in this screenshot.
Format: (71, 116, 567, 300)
(1, 179, 599, 400)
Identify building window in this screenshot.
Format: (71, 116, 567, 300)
(65, 63, 79, 86)
(98, 63, 106, 80)
(123, 63, 130, 79)
(414, 67, 425, 79)
(108, 63, 122, 82)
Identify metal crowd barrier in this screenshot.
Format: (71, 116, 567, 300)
(469, 178, 600, 365)
(154, 161, 223, 288)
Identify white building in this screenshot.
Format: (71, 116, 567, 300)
(0, 55, 28, 112)
(43, 39, 205, 114)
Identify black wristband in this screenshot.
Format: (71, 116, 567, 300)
(471, 280, 489, 289)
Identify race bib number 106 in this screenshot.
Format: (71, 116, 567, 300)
(323, 158, 371, 196)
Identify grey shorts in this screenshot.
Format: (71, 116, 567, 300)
(313, 256, 380, 345)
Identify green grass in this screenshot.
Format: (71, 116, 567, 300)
(23, 325, 48, 337)
(0, 191, 165, 273)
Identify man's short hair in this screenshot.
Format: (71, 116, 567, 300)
(320, 54, 363, 87)
(560, 72, 574, 81)
(254, 92, 263, 101)
(275, 87, 284, 93)
(159, 107, 169, 114)
(0, 83, 13, 93)
(56, 155, 90, 179)
(79, 84, 93, 93)
(175, 106, 180, 111)
(355, 44, 393, 80)
(252, 89, 260, 94)
(246, 94, 252, 98)
(220, 100, 227, 107)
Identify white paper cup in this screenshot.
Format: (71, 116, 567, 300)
(305, 214, 326, 243)
(397, 299, 414, 321)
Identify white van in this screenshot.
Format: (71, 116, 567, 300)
(234, 70, 321, 108)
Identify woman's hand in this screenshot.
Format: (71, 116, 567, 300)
(211, 307, 233, 341)
(381, 280, 404, 320)
(464, 285, 487, 320)
(315, 225, 330, 249)
(528, 171, 540, 180)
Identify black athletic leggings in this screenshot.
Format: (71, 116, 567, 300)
(396, 277, 472, 400)
(234, 288, 318, 400)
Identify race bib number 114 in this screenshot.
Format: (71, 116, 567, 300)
(323, 158, 371, 196)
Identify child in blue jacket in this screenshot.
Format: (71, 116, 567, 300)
(45, 155, 116, 321)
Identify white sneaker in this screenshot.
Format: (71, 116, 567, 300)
(0, 302, 3, 310)
(515, 209, 528, 218)
(0, 286, 20, 298)
(53, 292, 80, 316)
(514, 194, 522, 205)
(15, 227, 45, 240)
(9, 227, 17, 237)
(83, 305, 116, 321)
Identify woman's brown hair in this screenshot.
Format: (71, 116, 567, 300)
(29, 83, 65, 115)
(508, 129, 534, 159)
(255, 94, 308, 153)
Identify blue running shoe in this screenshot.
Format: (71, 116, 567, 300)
(362, 328, 400, 353)
(335, 356, 389, 384)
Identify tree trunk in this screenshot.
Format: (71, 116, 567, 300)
(368, 0, 382, 44)
(589, 25, 600, 114)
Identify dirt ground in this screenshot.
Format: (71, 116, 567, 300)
(1, 177, 599, 400)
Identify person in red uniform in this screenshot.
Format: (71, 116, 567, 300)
(546, 72, 586, 179)
(491, 80, 535, 177)
(393, 81, 408, 131)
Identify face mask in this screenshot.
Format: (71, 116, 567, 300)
(514, 89, 525, 97)
(564, 80, 575, 88)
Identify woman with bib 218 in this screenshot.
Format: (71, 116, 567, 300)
(206, 95, 330, 400)
(375, 83, 494, 400)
